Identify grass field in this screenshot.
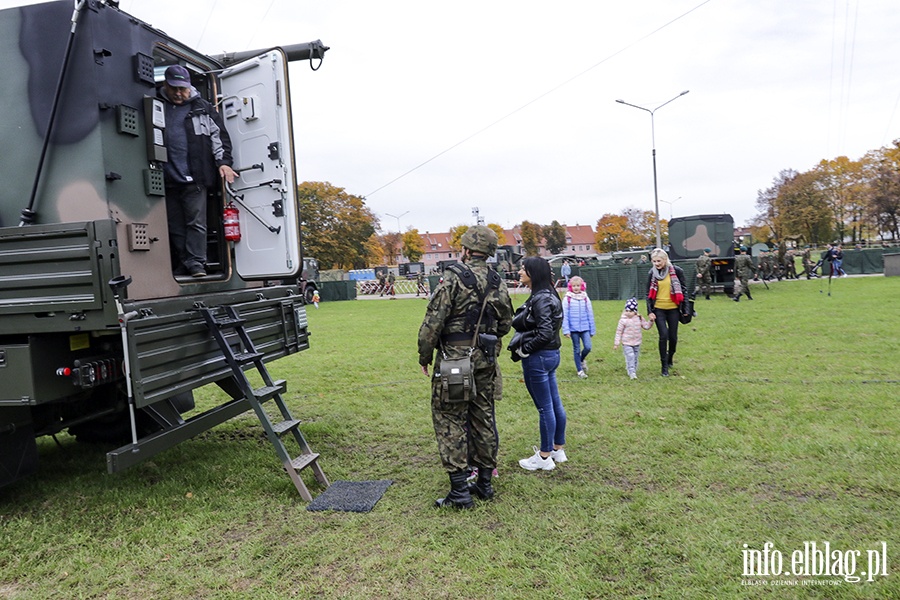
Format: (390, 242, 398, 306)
(1, 275, 898, 599)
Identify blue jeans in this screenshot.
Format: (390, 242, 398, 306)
(833, 259, 845, 276)
(521, 349, 566, 453)
(569, 331, 592, 372)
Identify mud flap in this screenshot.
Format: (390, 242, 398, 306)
(0, 408, 38, 488)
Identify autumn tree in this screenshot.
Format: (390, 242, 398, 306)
(815, 156, 866, 243)
(776, 169, 832, 245)
(380, 232, 402, 265)
(402, 229, 425, 262)
(754, 170, 794, 243)
(448, 224, 469, 251)
(519, 221, 543, 256)
(487, 223, 506, 246)
(622, 207, 660, 247)
(864, 144, 900, 240)
(542, 221, 567, 254)
(364, 233, 384, 266)
(594, 213, 643, 252)
(297, 181, 378, 269)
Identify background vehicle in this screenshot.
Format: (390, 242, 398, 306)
(667, 214, 736, 295)
(0, 0, 328, 493)
(300, 257, 321, 303)
(492, 245, 523, 279)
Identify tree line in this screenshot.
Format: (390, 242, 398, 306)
(750, 141, 900, 246)
(298, 182, 672, 268)
(299, 140, 900, 270)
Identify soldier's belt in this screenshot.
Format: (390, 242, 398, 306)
(443, 339, 474, 347)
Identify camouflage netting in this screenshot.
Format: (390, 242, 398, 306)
(816, 248, 889, 275)
(566, 262, 698, 302)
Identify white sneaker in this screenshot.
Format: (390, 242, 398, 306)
(518, 447, 555, 471)
(629, 373, 637, 380)
(550, 448, 568, 463)
(577, 370, 588, 379)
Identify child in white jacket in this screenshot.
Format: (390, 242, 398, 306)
(613, 297, 653, 379)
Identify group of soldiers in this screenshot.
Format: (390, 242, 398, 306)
(756, 245, 806, 281)
(694, 243, 823, 303)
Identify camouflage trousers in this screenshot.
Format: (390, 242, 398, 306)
(431, 349, 499, 473)
(734, 274, 751, 297)
(698, 272, 712, 297)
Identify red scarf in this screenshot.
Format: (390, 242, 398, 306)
(648, 266, 684, 305)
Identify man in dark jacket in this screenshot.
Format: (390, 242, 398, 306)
(159, 65, 237, 277)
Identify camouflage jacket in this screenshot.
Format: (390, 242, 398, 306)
(417, 258, 513, 366)
(735, 254, 755, 278)
(696, 254, 711, 276)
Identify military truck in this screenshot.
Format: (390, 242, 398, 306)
(300, 256, 321, 304)
(0, 0, 330, 498)
(667, 214, 736, 295)
(492, 245, 523, 280)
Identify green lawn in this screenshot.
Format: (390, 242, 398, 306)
(1, 275, 898, 599)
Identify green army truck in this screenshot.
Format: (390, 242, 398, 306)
(667, 214, 736, 296)
(0, 0, 329, 498)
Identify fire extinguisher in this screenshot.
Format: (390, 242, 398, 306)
(223, 202, 241, 242)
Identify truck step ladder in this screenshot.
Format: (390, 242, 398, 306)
(199, 305, 328, 500)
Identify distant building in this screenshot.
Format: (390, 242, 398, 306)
(416, 225, 597, 270)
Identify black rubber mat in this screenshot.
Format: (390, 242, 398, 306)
(306, 480, 392, 512)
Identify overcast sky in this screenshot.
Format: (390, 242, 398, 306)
(6, 0, 900, 234)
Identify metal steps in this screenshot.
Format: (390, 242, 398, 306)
(199, 305, 328, 500)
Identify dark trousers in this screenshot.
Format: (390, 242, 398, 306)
(652, 307, 680, 364)
(166, 183, 207, 273)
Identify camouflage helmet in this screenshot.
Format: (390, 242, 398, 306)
(460, 225, 498, 256)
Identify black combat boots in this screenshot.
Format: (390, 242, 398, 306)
(468, 468, 494, 501)
(435, 470, 475, 509)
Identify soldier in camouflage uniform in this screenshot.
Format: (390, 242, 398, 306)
(696, 248, 713, 299)
(733, 246, 755, 302)
(776, 242, 787, 280)
(800, 245, 817, 279)
(418, 226, 513, 509)
(758, 249, 772, 281)
(784, 249, 798, 279)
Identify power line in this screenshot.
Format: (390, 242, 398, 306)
(194, 0, 219, 51)
(364, 0, 715, 198)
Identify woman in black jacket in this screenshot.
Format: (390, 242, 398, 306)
(509, 257, 567, 471)
(645, 248, 687, 377)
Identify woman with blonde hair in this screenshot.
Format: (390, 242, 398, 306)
(645, 248, 687, 376)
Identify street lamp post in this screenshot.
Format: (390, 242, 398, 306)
(616, 90, 689, 248)
(660, 196, 682, 219)
(385, 210, 409, 232)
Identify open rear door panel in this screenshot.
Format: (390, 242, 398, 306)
(219, 49, 300, 279)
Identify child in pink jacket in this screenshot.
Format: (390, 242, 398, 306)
(613, 298, 653, 380)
